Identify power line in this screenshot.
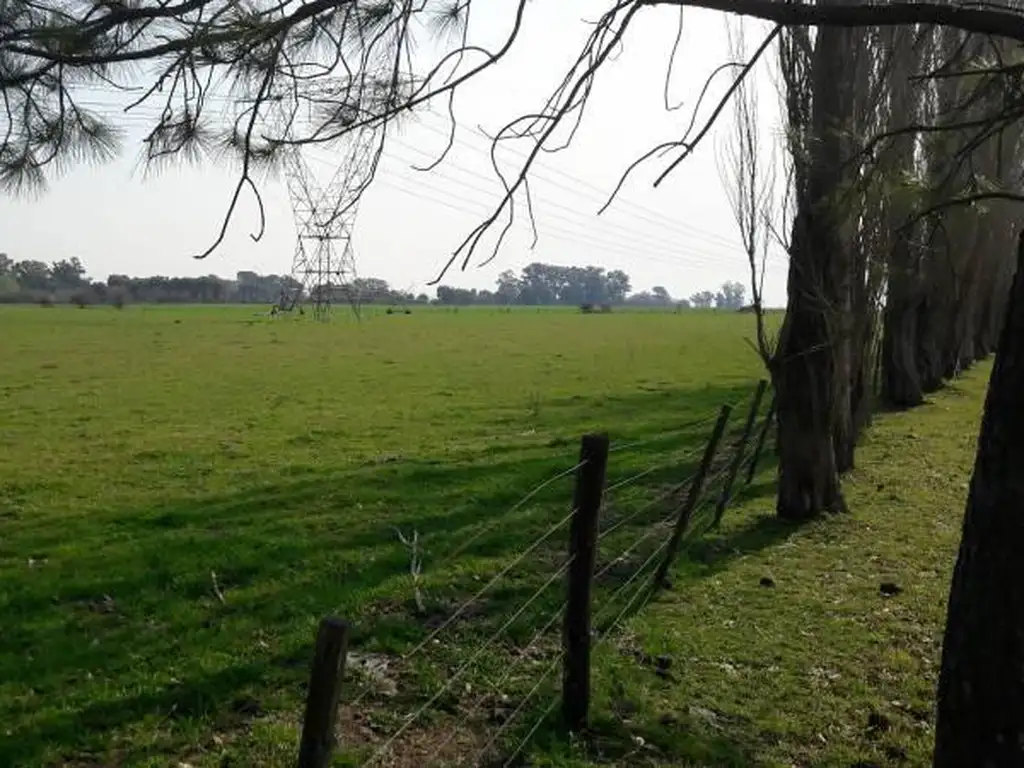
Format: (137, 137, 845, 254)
(412, 114, 752, 251)
(368, 172, 749, 277)
(66, 104, 754, 275)
(315, 153, 772, 276)
(72, 90, 762, 254)
(74, 96, 785, 285)
(380, 138, 754, 263)
(368, 165, 747, 273)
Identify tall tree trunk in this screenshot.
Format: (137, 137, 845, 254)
(879, 26, 926, 409)
(982, 226, 1017, 352)
(774, 259, 847, 520)
(834, 27, 878, 472)
(916, 290, 945, 393)
(883, 233, 925, 407)
(974, 121, 1024, 359)
(773, 22, 853, 519)
(934, 230, 1024, 766)
(915, 28, 971, 392)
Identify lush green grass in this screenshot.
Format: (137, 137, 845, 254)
(566, 370, 989, 768)
(0, 304, 985, 767)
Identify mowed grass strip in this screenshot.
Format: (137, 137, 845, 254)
(521, 366, 986, 768)
(0, 305, 765, 767)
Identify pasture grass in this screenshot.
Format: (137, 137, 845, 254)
(0, 304, 986, 767)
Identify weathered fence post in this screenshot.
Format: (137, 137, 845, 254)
(712, 380, 768, 528)
(745, 391, 776, 485)
(298, 617, 350, 768)
(562, 433, 609, 733)
(653, 404, 732, 590)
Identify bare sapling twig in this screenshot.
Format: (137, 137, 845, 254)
(211, 570, 226, 604)
(393, 527, 426, 615)
(717, 17, 780, 368)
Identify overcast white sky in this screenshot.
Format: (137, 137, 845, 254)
(0, 2, 789, 305)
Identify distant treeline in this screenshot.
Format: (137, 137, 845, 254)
(329, 263, 747, 309)
(0, 253, 746, 309)
(0, 254, 313, 306)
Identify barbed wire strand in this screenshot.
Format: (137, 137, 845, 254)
(469, 653, 564, 767)
(436, 459, 586, 566)
(603, 442, 703, 495)
(420, 596, 569, 765)
(467, 516, 694, 766)
(444, 468, 735, 764)
(347, 464, 725, 708)
(428, 490, 720, 763)
(488, 543, 675, 768)
(607, 408, 722, 454)
(597, 494, 722, 616)
(601, 454, 730, 546)
(481, 501, 727, 763)
(361, 558, 573, 766)
(499, 692, 562, 767)
(595, 507, 697, 636)
(472, 498, 722, 761)
(600, 467, 700, 541)
(345, 503, 580, 712)
(489, 497, 732, 765)
(596, 509, 679, 579)
(401, 508, 578, 662)
(596, 542, 668, 640)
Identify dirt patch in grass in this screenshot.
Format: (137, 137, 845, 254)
(343, 706, 490, 767)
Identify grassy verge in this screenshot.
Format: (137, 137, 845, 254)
(531, 365, 987, 768)
(0, 305, 986, 767)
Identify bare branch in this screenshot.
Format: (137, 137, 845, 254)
(646, 0, 1024, 44)
(654, 24, 781, 188)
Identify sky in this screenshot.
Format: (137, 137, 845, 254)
(0, 1, 789, 305)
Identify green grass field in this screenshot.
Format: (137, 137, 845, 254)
(0, 304, 986, 767)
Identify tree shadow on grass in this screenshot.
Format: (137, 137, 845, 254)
(1, 380, 775, 766)
(584, 708, 768, 768)
(1, 650, 304, 767)
(498, 699, 768, 768)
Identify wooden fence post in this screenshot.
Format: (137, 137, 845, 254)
(713, 380, 768, 527)
(745, 391, 776, 485)
(653, 404, 732, 590)
(298, 617, 350, 768)
(562, 433, 609, 733)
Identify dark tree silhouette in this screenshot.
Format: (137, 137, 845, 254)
(934, 231, 1024, 766)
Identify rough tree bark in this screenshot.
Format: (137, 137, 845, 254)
(883, 231, 925, 407)
(879, 26, 926, 408)
(833, 26, 875, 473)
(933, 229, 1024, 767)
(981, 226, 1017, 353)
(912, 27, 996, 389)
(972, 118, 1024, 360)
(773, 21, 853, 519)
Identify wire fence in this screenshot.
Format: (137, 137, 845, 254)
(295, 380, 778, 768)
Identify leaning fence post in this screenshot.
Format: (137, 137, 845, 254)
(713, 380, 768, 527)
(562, 433, 609, 733)
(653, 404, 732, 590)
(298, 617, 350, 768)
(745, 391, 776, 485)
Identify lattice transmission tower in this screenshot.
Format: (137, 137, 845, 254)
(276, 86, 383, 319)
